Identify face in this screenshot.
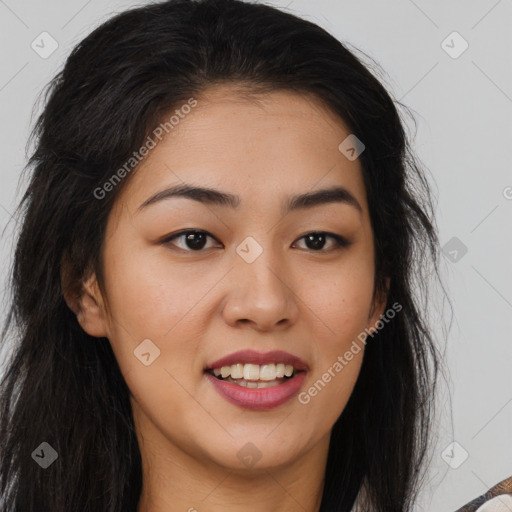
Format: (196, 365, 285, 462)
(74, 85, 388, 475)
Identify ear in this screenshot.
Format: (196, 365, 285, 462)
(366, 276, 391, 334)
(62, 263, 109, 338)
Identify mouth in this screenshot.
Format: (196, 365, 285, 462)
(205, 363, 304, 388)
(203, 350, 308, 410)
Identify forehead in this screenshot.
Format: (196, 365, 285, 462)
(113, 85, 369, 216)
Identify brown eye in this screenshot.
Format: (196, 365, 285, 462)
(293, 232, 351, 252)
(161, 230, 351, 253)
(162, 230, 221, 251)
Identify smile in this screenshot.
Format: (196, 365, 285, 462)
(203, 349, 308, 409)
(208, 362, 297, 383)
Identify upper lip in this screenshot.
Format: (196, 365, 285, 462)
(205, 349, 309, 372)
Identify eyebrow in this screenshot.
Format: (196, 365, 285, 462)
(138, 183, 363, 215)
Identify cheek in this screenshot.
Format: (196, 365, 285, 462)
(297, 256, 373, 419)
(305, 254, 375, 341)
(101, 247, 207, 418)
(99, 248, 210, 391)
(102, 240, 216, 339)
(298, 349, 363, 435)
(298, 275, 370, 426)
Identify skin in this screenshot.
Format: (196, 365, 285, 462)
(68, 84, 389, 512)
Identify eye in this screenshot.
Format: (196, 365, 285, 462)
(293, 231, 351, 252)
(161, 229, 351, 253)
(162, 230, 221, 252)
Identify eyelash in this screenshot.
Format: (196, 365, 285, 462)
(161, 229, 352, 253)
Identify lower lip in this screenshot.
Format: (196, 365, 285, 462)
(204, 371, 307, 411)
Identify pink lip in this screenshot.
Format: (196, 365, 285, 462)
(204, 349, 309, 371)
(204, 371, 307, 411)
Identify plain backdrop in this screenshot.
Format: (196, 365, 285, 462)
(0, 1, 511, 511)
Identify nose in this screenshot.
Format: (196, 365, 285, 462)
(221, 249, 300, 332)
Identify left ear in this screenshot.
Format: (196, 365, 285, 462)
(367, 276, 391, 334)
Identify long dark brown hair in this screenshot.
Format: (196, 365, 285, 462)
(0, 0, 449, 510)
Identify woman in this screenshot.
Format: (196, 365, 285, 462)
(0, 0, 507, 510)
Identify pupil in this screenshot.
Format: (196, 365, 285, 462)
(186, 232, 207, 250)
(305, 233, 325, 250)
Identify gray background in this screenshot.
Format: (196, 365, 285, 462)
(0, 0, 511, 510)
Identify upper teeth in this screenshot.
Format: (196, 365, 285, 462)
(212, 363, 295, 380)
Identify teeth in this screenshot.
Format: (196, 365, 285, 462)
(243, 364, 260, 380)
(223, 376, 283, 388)
(211, 363, 296, 381)
(231, 363, 244, 379)
(259, 364, 276, 380)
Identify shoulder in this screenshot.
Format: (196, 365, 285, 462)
(454, 476, 512, 512)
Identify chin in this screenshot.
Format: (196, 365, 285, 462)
(203, 437, 306, 473)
